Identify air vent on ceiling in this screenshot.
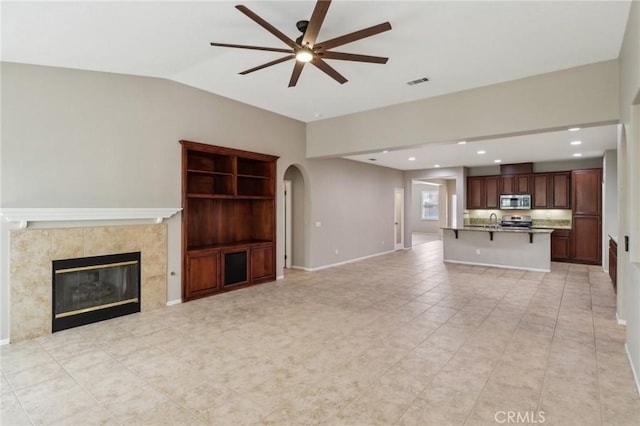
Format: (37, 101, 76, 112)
(406, 77, 429, 86)
(369, 158, 377, 161)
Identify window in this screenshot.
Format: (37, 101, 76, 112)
(421, 189, 439, 220)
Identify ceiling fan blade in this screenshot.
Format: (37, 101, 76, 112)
(288, 61, 306, 87)
(321, 51, 388, 64)
(315, 22, 392, 51)
(302, 0, 331, 47)
(239, 55, 295, 75)
(235, 5, 298, 50)
(311, 58, 347, 84)
(210, 42, 293, 54)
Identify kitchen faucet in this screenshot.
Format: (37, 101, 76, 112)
(489, 213, 498, 228)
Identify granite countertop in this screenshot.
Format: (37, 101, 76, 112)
(442, 226, 554, 234)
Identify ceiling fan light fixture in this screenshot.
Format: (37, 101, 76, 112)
(295, 48, 314, 63)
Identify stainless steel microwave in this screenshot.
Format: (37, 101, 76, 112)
(500, 194, 531, 210)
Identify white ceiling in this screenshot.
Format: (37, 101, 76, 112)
(1, 1, 628, 171)
(344, 124, 618, 171)
(1, 1, 631, 124)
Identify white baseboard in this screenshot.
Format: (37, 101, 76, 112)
(276, 275, 284, 280)
(443, 259, 550, 273)
(166, 299, 182, 307)
(302, 250, 396, 272)
(625, 343, 640, 396)
(292, 265, 312, 272)
(617, 312, 627, 326)
(0, 338, 10, 346)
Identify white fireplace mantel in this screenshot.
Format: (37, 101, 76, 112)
(0, 207, 182, 229)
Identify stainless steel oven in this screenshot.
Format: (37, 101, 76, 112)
(500, 194, 531, 210)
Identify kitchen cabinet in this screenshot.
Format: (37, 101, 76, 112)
(571, 169, 602, 265)
(551, 229, 571, 261)
(500, 176, 514, 194)
(467, 177, 485, 209)
(484, 176, 500, 209)
(532, 174, 549, 208)
(609, 237, 617, 292)
(515, 175, 531, 194)
(550, 172, 571, 209)
(181, 140, 278, 301)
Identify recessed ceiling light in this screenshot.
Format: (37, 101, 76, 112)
(570, 140, 582, 145)
(408, 157, 416, 161)
(494, 159, 502, 163)
(434, 164, 440, 168)
(382, 150, 389, 153)
(314, 112, 323, 118)
(477, 150, 486, 155)
(458, 141, 467, 145)
(573, 153, 583, 157)
(568, 127, 580, 132)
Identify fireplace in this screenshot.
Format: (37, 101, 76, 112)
(52, 252, 141, 332)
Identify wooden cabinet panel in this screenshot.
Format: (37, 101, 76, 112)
(572, 216, 601, 264)
(500, 176, 514, 194)
(467, 177, 484, 209)
(515, 175, 531, 194)
(609, 238, 617, 292)
(551, 230, 571, 262)
(532, 174, 549, 208)
(185, 250, 221, 300)
(550, 172, 571, 209)
(251, 245, 274, 281)
(484, 176, 500, 209)
(572, 169, 601, 215)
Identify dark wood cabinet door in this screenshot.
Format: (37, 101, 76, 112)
(572, 216, 601, 264)
(532, 174, 549, 208)
(467, 177, 484, 209)
(500, 176, 514, 194)
(609, 239, 617, 292)
(515, 175, 531, 194)
(550, 172, 571, 209)
(572, 169, 601, 215)
(251, 245, 274, 281)
(551, 230, 571, 261)
(484, 176, 500, 209)
(185, 250, 221, 300)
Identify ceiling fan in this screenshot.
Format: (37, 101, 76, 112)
(210, 0, 392, 87)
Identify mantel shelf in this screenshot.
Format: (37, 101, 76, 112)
(0, 207, 182, 229)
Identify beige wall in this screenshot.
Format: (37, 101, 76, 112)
(307, 61, 619, 158)
(410, 180, 447, 235)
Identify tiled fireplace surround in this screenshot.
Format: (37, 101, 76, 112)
(9, 224, 167, 342)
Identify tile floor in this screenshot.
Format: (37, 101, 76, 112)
(1, 241, 639, 425)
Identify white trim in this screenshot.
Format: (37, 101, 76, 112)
(625, 343, 640, 396)
(0, 338, 10, 346)
(617, 312, 627, 326)
(443, 259, 550, 273)
(166, 299, 182, 307)
(276, 275, 285, 280)
(303, 250, 395, 272)
(291, 265, 311, 271)
(0, 208, 182, 229)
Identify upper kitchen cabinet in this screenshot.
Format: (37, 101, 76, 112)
(532, 174, 549, 208)
(499, 175, 531, 195)
(467, 176, 485, 209)
(484, 176, 500, 209)
(550, 172, 571, 209)
(572, 169, 601, 215)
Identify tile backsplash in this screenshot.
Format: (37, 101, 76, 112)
(465, 209, 572, 229)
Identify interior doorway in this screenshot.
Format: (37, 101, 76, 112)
(283, 165, 306, 269)
(394, 188, 404, 250)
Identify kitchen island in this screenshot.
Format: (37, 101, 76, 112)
(441, 226, 554, 272)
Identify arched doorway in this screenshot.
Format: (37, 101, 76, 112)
(283, 165, 306, 269)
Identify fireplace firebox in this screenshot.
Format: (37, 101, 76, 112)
(52, 252, 141, 332)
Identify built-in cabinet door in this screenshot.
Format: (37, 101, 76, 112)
(532, 174, 549, 208)
(251, 245, 274, 280)
(484, 176, 500, 209)
(550, 172, 571, 209)
(609, 238, 617, 292)
(185, 250, 221, 300)
(572, 216, 601, 264)
(551, 230, 571, 261)
(467, 177, 484, 209)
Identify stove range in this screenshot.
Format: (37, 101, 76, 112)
(500, 215, 532, 228)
